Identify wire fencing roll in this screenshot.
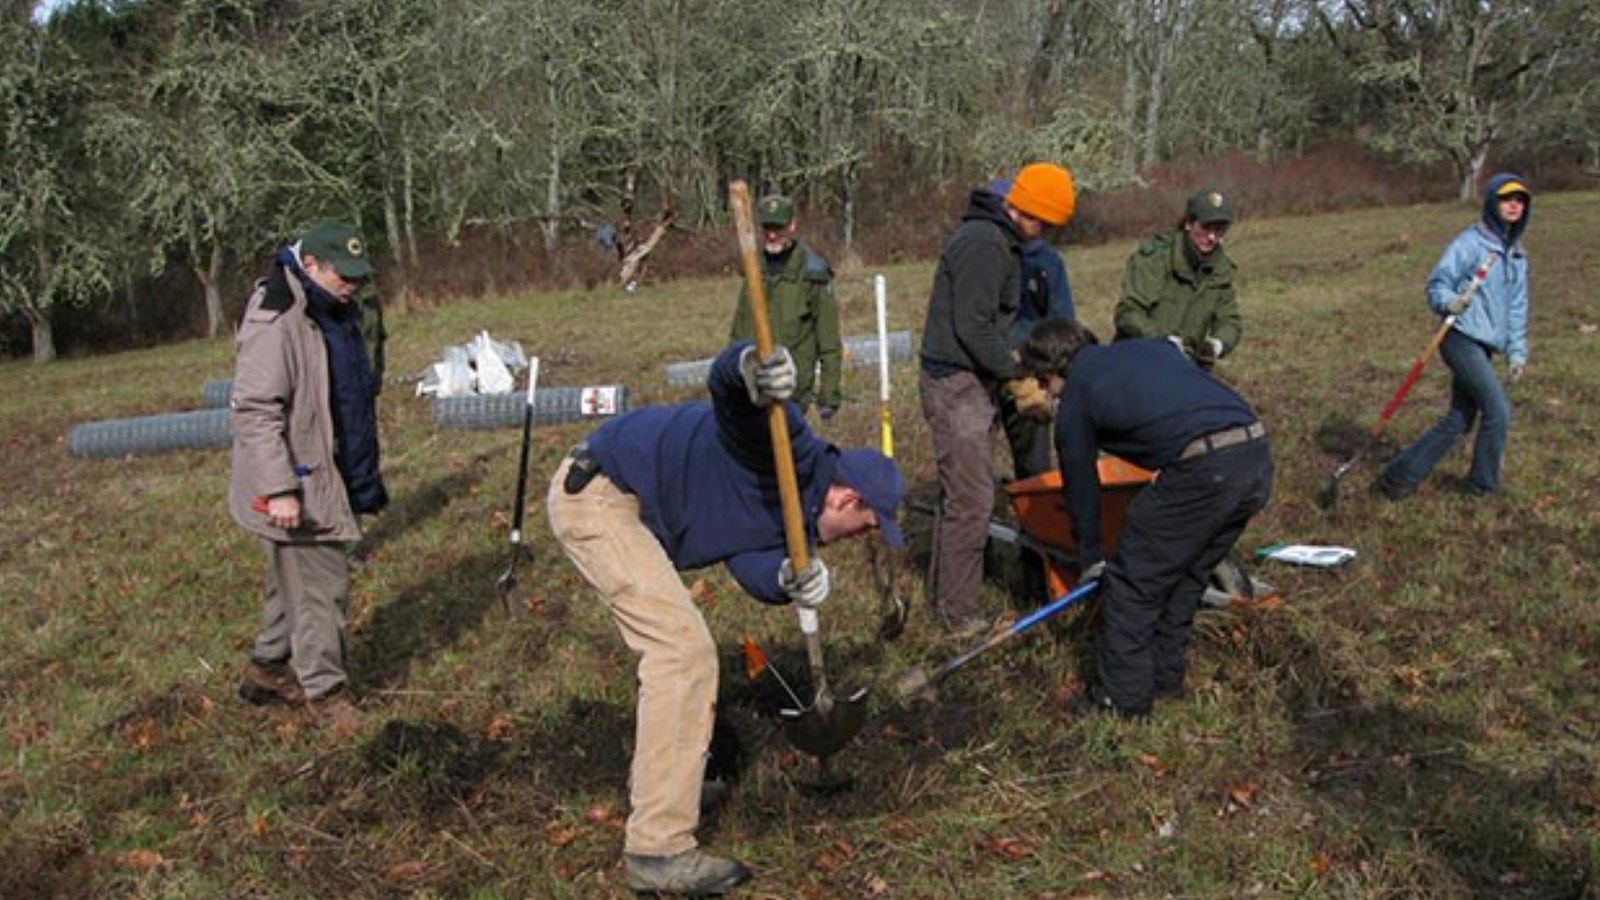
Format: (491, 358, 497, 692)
(68, 409, 232, 459)
(663, 330, 913, 388)
(432, 385, 633, 429)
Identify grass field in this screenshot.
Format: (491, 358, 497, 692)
(3, 194, 1598, 898)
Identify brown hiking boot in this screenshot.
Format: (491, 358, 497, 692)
(307, 686, 364, 738)
(237, 660, 306, 707)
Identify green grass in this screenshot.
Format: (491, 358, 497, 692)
(3, 194, 1598, 898)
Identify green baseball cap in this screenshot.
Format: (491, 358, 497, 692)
(301, 221, 374, 279)
(756, 194, 795, 227)
(1185, 189, 1233, 225)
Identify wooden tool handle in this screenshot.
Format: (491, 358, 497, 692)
(729, 181, 809, 571)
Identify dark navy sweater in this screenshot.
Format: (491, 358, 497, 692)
(1054, 338, 1257, 568)
(585, 342, 838, 604)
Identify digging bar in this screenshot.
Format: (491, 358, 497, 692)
(729, 179, 867, 756)
(870, 273, 909, 641)
(894, 578, 1103, 700)
(1315, 252, 1496, 511)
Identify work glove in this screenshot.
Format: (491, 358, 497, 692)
(1446, 293, 1473, 316)
(738, 345, 797, 406)
(1509, 362, 1525, 384)
(818, 404, 838, 422)
(1080, 560, 1106, 584)
(778, 557, 830, 609)
(1165, 335, 1193, 358)
(1004, 377, 1053, 422)
(1196, 336, 1224, 365)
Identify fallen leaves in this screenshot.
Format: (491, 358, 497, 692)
(812, 836, 858, 873)
(1219, 780, 1259, 816)
(978, 835, 1034, 862)
(485, 712, 515, 742)
(114, 849, 171, 873)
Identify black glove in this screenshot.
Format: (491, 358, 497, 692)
(819, 405, 838, 421)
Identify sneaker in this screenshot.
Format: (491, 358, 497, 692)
(307, 685, 364, 738)
(624, 848, 751, 895)
(237, 660, 306, 707)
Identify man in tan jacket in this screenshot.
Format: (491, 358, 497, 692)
(229, 222, 387, 733)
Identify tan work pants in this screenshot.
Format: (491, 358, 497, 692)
(547, 457, 718, 857)
(251, 540, 350, 700)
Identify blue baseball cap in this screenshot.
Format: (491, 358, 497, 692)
(835, 449, 906, 548)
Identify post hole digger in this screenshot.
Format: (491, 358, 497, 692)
(730, 180, 869, 761)
(1315, 252, 1496, 512)
(495, 356, 540, 616)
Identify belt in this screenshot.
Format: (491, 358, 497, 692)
(563, 442, 603, 494)
(1179, 421, 1266, 461)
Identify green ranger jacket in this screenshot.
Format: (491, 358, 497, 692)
(1113, 228, 1241, 356)
(729, 240, 842, 409)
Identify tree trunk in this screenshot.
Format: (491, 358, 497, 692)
(542, 69, 561, 253)
(1119, 4, 1142, 172)
(1025, 0, 1067, 123)
(29, 307, 56, 363)
(203, 239, 225, 338)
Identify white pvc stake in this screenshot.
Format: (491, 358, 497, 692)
(874, 274, 894, 458)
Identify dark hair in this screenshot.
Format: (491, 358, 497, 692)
(1017, 317, 1097, 380)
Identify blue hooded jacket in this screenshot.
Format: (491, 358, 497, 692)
(584, 342, 839, 604)
(1427, 172, 1531, 366)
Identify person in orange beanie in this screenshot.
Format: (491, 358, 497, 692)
(918, 162, 1077, 637)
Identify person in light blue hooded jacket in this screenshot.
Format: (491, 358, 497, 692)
(1376, 173, 1531, 498)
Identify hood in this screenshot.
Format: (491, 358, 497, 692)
(961, 187, 1022, 241)
(1480, 172, 1531, 249)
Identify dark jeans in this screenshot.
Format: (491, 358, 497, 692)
(1381, 329, 1511, 493)
(1098, 438, 1273, 713)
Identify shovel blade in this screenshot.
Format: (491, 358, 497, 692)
(780, 687, 869, 758)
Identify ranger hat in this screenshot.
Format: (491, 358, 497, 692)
(301, 221, 374, 280)
(835, 448, 907, 548)
(1185, 189, 1233, 225)
(757, 194, 796, 227)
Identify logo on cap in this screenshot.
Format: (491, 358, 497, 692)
(346, 237, 365, 257)
(1207, 192, 1225, 208)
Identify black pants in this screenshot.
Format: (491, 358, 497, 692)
(1097, 439, 1273, 713)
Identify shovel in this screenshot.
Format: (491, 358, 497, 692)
(895, 578, 1102, 700)
(729, 179, 867, 758)
(495, 357, 540, 616)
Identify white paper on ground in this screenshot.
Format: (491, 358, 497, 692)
(1255, 543, 1357, 568)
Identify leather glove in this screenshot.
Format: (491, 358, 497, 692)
(1196, 336, 1224, 364)
(818, 404, 838, 422)
(738, 345, 797, 405)
(1004, 377, 1053, 422)
(1509, 362, 1525, 384)
(778, 557, 830, 608)
(1080, 560, 1106, 584)
(1165, 335, 1193, 357)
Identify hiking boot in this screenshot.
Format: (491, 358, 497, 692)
(624, 848, 751, 896)
(946, 614, 994, 641)
(237, 660, 306, 707)
(699, 777, 730, 815)
(1066, 686, 1150, 721)
(307, 685, 364, 738)
(1370, 474, 1413, 501)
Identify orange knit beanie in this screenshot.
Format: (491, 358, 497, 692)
(1005, 163, 1077, 227)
